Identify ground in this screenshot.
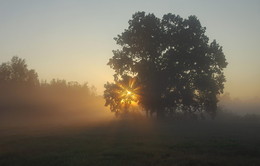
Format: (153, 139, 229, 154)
(0, 118, 260, 166)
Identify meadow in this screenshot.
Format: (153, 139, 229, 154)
(1, 115, 260, 166)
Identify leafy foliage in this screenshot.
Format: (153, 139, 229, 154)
(0, 56, 39, 86)
(105, 12, 228, 118)
(0, 56, 96, 112)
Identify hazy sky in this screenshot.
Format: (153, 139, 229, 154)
(0, 0, 259, 99)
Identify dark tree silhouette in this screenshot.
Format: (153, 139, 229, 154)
(0, 56, 39, 87)
(106, 12, 228, 118)
(0, 56, 97, 113)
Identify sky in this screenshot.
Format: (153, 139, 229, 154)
(0, 0, 259, 100)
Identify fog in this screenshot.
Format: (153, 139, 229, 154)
(0, 84, 115, 136)
(1, 85, 259, 166)
(1, 52, 259, 140)
(1, 88, 260, 133)
(219, 93, 260, 115)
(0, 77, 259, 138)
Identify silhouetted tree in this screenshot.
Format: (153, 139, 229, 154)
(0, 56, 39, 87)
(106, 12, 228, 119)
(0, 56, 98, 113)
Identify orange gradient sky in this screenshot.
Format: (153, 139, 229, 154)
(0, 0, 259, 100)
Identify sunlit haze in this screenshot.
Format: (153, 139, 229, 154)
(0, 0, 259, 100)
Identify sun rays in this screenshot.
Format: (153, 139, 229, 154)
(116, 78, 141, 106)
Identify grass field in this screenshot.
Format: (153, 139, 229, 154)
(0, 118, 260, 166)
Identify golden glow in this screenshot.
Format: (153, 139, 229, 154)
(127, 90, 132, 96)
(115, 78, 141, 106)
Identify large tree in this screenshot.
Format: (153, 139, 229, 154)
(105, 12, 227, 118)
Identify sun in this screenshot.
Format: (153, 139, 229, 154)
(120, 89, 136, 104)
(126, 90, 132, 96)
(116, 78, 141, 106)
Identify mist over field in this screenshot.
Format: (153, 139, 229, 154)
(1, 92, 260, 166)
(219, 93, 260, 115)
(0, 86, 114, 135)
(0, 65, 260, 166)
(0, 50, 258, 166)
(1, 87, 259, 136)
(1, 1, 260, 165)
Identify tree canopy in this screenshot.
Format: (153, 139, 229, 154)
(0, 56, 39, 87)
(0, 56, 98, 112)
(105, 12, 228, 118)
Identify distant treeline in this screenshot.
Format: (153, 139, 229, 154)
(0, 56, 97, 113)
